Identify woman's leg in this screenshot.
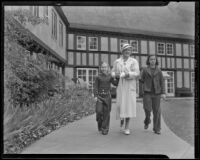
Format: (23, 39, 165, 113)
(125, 118, 130, 130)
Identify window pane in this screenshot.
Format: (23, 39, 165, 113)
(177, 71, 182, 88)
(176, 43, 182, 56)
(157, 43, 165, 55)
(183, 44, 189, 57)
(76, 52, 81, 65)
(157, 56, 161, 68)
(110, 54, 118, 66)
(77, 36, 86, 50)
(166, 43, 173, 55)
(110, 38, 118, 52)
(68, 34, 74, 49)
(176, 58, 182, 68)
(141, 56, 147, 67)
(89, 53, 93, 66)
(141, 40, 147, 54)
(190, 59, 194, 69)
(190, 44, 194, 57)
(183, 59, 189, 69)
(101, 54, 108, 64)
(130, 40, 138, 53)
(94, 53, 99, 66)
(149, 41, 155, 54)
(162, 57, 165, 68)
(184, 71, 190, 88)
(89, 37, 98, 50)
(171, 58, 175, 68)
(101, 37, 108, 51)
(82, 53, 86, 65)
(167, 58, 171, 68)
(68, 52, 74, 65)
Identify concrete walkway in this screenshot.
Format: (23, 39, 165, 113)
(22, 101, 194, 158)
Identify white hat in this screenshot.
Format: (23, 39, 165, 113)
(121, 43, 133, 52)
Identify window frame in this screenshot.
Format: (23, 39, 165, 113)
(190, 44, 194, 57)
(157, 42, 165, 55)
(51, 9, 57, 40)
(88, 37, 98, 51)
(77, 36, 86, 50)
(59, 20, 64, 47)
(130, 40, 139, 53)
(166, 43, 173, 55)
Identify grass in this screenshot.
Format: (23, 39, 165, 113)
(161, 98, 194, 146)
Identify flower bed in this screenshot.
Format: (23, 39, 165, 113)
(4, 86, 96, 154)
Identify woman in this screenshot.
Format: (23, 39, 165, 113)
(139, 55, 166, 134)
(94, 62, 118, 135)
(111, 43, 140, 135)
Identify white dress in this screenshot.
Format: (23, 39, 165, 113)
(112, 57, 140, 119)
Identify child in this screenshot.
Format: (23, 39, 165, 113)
(94, 62, 118, 135)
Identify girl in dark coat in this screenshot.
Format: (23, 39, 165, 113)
(140, 55, 166, 134)
(94, 62, 118, 135)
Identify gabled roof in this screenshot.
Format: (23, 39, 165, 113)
(62, 2, 195, 40)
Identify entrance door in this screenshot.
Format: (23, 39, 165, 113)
(77, 68, 98, 92)
(165, 71, 174, 96)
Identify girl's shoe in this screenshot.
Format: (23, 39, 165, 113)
(124, 129, 130, 135)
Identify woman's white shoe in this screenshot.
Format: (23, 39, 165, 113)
(124, 129, 130, 135)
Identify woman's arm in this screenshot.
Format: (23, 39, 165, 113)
(125, 59, 140, 79)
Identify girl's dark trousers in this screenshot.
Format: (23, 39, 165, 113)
(143, 93, 161, 132)
(96, 94, 111, 134)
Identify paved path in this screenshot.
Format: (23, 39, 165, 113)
(22, 101, 194, 158)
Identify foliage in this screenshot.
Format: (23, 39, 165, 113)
(4, 8, 64, 107)
(4, 86, 96, 154)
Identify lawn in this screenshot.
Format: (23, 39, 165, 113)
(161, 98, 194, 146)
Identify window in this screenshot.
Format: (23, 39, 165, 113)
(77, 36, 86, 50)
(89, 37, 98, 51)
(176, 58, 182, 68)
(149, 41, 155, 54)
(190, 59, 194, 69)
(190, 44, 194, 57)
(161, 57, 165, 68)
(101, 54, 109, 64)
(120, 39, 128, 50)
(101, 37, 108, 51)
(59, 21, 63, 47)
(191, 72, 195, 92)
(166, 43, 173, 55)
(177, 71, 183, 88)
(110, 38, 118, 52)
(130, 40, 138, 53)
(176, 43, 182, 56)
(157, 42, 165, 55)
(68, 52, 74, 65)
(183, 59, 189, 69)
(43, 6, 48, 21)
(89, 53, 94, 66)
(141, 40, 147, 54)
(183, 44, 189, 57)
(51, 9, 57, 40)
(141, 56, 147, 67)
(184, 71, 190, 88)
(94, 53, 99, 66)
(76, 52, 81, 65)
(68, 34, 74, 49)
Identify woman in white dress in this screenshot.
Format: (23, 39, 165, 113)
(111, 43, 140, 135)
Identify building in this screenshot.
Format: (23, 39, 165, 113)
(5, 6, 69, 77)
(5, 4, 195, 97)
(63, 5, 195, 97)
